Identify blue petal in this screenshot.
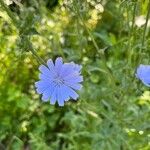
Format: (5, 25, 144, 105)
(42, 91, 50, 102)
(63, 72, 80, 80)
(64, 76, 83, 83)
(39, 65, 52, 76)
(55, 57, 63, 73)
(141, 75, 150, 86)
(35, 81, 50, 88)
(64, 82, 82, 90)
(136, 65, 150, 86)
(62, 85, 79, 100)
(74, 64, 82, 72)
(39, 73, 53, 82)
(42, 83, 55, 101)
(60, 63, 82, 79)
(70, 62, 82, 72)
(136, 65, 150, 78)
(57, 86, 65, 106)
(50, 86, 57, 105)
(141, 79, 150, 87)
(47, 59, 56, 75)
(70, 63, 82, 72)
(60, 63, 75, 77)
(60, 85, 70, 100)
(35, 81, 50, 94)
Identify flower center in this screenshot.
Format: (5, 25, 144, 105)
(54, 76, 64, 85)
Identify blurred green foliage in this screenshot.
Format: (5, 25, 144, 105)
(0, 0, 150, 149)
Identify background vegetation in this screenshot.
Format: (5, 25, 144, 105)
(0, 0, 150, 149)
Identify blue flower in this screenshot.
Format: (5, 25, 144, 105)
(35, 57, 83, 106)
(136, 64, 150, 87)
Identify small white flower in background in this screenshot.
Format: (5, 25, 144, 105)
(135, 15, 150, 27)
(4, 0, 22, 6)
(4, 0, 13, 5)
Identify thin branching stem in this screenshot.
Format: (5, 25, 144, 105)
(73, 0, 117, 86)
(29, 47, 46, 65)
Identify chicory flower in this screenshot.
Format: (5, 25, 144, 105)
(35, 57, 83, 106)
(136, 64, 150, 87)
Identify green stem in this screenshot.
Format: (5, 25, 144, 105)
(30, 47, 46, 65)
(141, 0, 150, 47)
(131, 1, 137, 33)
(73, 0, 116, 85)
(128, 1, 137, 65)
